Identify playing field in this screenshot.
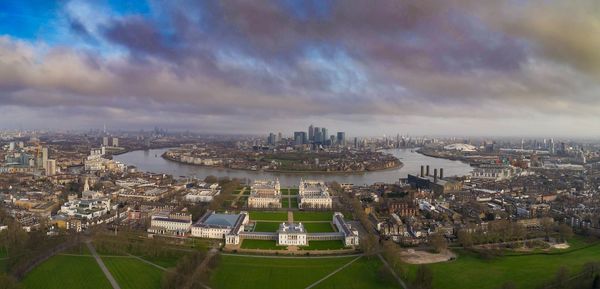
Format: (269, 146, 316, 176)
(294, 211, 333, 221)
(240, 239, 287, 250)
(407, 240, 600, 289)
(22, 255, 112, 289)
(103, 257, 163, 289)
(254, 222, 281, 232)
(301, 240, 347, 250)
(303, 222, 336, 233)
(249, 211, 289, 221)
(211, 255, 398, 289)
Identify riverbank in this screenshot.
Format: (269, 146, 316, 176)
(161, 152, 403, 175)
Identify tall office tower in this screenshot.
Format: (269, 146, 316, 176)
(308, 125, 314, 141)
(268, 133, 276, 145)
(42, 147, 48, 170)
(112, 137, 119, 147)
(313, 127, 320, 141)
(314, 130, 322, 144)
(354, 137, 358, 148)
(46, 159, 56, 176)
(550, 138, 555, 154)
(8, 142, 14, 151)
(103, 136, 109, 146)
(329, 135, 335, 146)
(321, 128, 327, 143)
(277, 132, 282, 142)
(336, 132, 346, 145)
(294, 132, 307, 145)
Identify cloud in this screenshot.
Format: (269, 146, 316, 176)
(0, 0, 600, 136)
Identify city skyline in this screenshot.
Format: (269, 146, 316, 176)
(1, 1, 600, 137)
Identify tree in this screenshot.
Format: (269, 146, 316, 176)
(540, 217, 554, 241)
(413, 265, 433, 289)
(204, 175, 218, 184)
(0, 274, 20, 289)
(430, 233, 447, 253)
(558, 224, 573, 243)
(457, 229, 473, 248)
(593, 274, 600, 289)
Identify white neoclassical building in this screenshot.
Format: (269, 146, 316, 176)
(248, 179, 282, 208)
(298, 179, 332, 209)
(277, 222, 307, 246)
(191, 210, 249, 245)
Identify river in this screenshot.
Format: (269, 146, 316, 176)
(114, 148, 472, 186)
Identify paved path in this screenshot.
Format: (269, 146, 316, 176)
(288, 210, 294, 222)
(127, 254, 166, 271)
(304, 256, 362, 289)
(378, 253, 408, 289)
(86, 241, 121, 289)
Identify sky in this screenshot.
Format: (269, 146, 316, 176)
(1, 0, 600, 137)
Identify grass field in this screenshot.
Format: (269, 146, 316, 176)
(240, 240, 287, 250)
(312, 257, 398, 289)
(211, 255, 397, 289)
(211, 255, 351, 289)
(249, 211, 289, 221)
(288, 188, 299, 195)
(254, 222, 281, 232)
(303, 222, 335, 233)
(293, 211, 333, 221)
(103, 257, 163, 289)
(22, 255, 112, 289)
(301, 240, 347, 250)
(291, 198, 299, 208)
(282, 197, 290, 208)
(407, 240, 600, 289)
(137, 254, 183, 268)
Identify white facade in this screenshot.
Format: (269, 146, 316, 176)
(248, 179, 282, 208)
(333, 212, 360, 246)
(298, 180, 332, 209)
(191, 211, 249, 245)
(185, 189, 220, 203)
(277, 223, 307, 246)
(148, 215, 192, 236)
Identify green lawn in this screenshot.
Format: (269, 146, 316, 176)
(312, 257, 398, 289)
(282, 197, 290, 208)
(290, 198, 299, 208)
(211, 255, 351, 289)
(407, 240, 600, 289)
(249, 211, 289, 221)
(137, 254, 183, 268)
(22, 255, 112, 289)
(303, 222, 335, 233)
(293, 211, 333, 221)
(301, 240, 347, 250)
(254, 222, 281, 232)
(240, 240, 287, 250)
(288, 188, 299, 195)
(103, 257, 163, 289)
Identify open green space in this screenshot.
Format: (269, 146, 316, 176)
(22, 255, 112, 289)
(240, 239, 287, 250)
(301, 240, 347, 250)
(312, 257, 398, 289)
(211, 255, 353, 289)
(137, 254, 183, 269)
(288, 188, 299, 195)
(293, 211, 333, 221)
(103, 257, 163, 289)
(407, 239, 600, 289)
(282, 197, 290, 208)
(303, 222, 335, 233)
(254, 222, 281, 232)
(291, 198, 299, 208)
(249, 211, 289, 221)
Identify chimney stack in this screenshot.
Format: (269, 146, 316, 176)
(426, 165, 430, 176)
(434, 168, 438, 183)
(420, 165, 424, 177)
(440, 168, 444, 179)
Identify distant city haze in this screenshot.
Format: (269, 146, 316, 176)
(1, 1, 600, 137)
